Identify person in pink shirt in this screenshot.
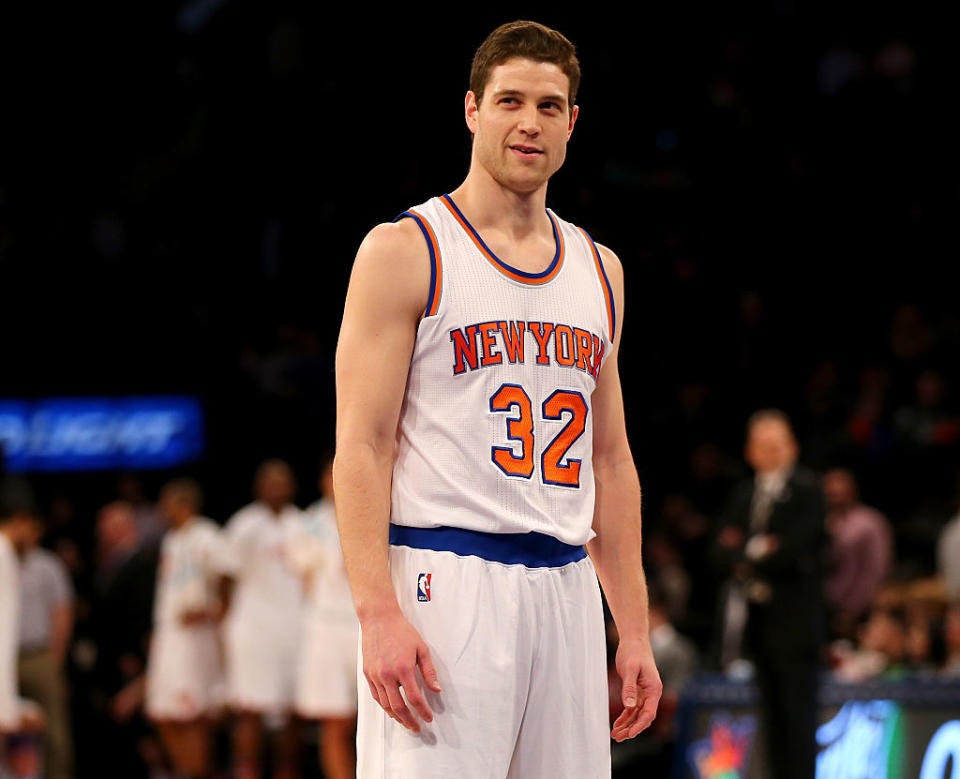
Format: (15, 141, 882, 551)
(823, 468, 893, 636)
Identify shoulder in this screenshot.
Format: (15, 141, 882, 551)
(943, 513, 960, 540)
(227, 503, 262, 528)
(347, 218, 433, 317)
(192, 517, 221, 537)
(356, 219, 431, 279)
(33, 548, 66, 575)
(594, 243, 623, 277)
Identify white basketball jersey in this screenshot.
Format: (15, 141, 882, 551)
(153, 516, 221, 628)
(390, 194, 616, 546)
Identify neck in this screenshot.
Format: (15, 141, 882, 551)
(450, 160, 551, 239)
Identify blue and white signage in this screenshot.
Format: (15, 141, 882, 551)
(0, 396, 205, 472)
(920, 720, 960, 779)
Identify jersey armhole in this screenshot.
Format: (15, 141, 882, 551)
(576, 226, 616, 343)
(393, 209, 443, 318)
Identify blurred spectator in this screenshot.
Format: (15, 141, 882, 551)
(648, 588, 697, 729)
(659, 494, 717, 647)
(17, 511, 75, 779)
(145, 478, 223, 779)
(116, 474, 166, 554)
(714, 410, 825, 779)
(835, 607, 908, 682)
(893, 370, 960, 451)
(938, 509, 960, 600)
(218, 459, 303, 779)
(643, 531, 691, 626)
(905, 611, 936, 674)
(0, 478, 45, 738)
(287, 456, 357, 779)
(823, 467, 893, 636)
(889, 304, 935, 368)
(943, 604, 960, 678)
(87, 501, 157, 779)
(845, 367, 892, 458)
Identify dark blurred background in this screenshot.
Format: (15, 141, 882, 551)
(2, 5, 959, 776)
(4, 6, 957, 524)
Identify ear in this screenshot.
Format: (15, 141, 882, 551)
(465, 90, 479, 134)
(567, 104, 579, 140)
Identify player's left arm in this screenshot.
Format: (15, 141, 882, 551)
(585, 244, 662, 742)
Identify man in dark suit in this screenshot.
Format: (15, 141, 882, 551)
(715, 409, 826, 779)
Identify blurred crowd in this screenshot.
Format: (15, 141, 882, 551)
(1, 459, 357, 779)
(1, 390, 958, 777)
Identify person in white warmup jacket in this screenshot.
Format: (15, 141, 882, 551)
(145, 478, 224, 779)
(218, 460, 303, 779)
(288, 457, 358, 779)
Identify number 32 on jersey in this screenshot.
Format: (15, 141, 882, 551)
(489, 383, 588, 488)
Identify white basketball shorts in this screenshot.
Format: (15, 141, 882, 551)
(356, 525, 610, 778)
(296, 617, 359, 719)
(145, 624, 223, 721)
(223, 614, 299, 714)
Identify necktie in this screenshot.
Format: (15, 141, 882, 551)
(750, 483, 775, 533)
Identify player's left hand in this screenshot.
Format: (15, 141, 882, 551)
(611, 637, 662, 742)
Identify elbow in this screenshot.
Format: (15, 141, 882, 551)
(334, 436, 396, 471)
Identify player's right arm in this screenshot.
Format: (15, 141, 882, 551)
(333, 219, 441, 733)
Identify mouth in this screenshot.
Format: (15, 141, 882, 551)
(509, 145, 543, 156)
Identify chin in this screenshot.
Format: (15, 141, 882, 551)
(498, 171, 549, 194)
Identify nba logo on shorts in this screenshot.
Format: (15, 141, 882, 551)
(417, 573, 431, 602)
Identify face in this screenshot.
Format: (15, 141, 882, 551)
(257, 467, 294, 507)
(159, 490, 190, 528)
(22, 517, 43, 551)
(823, 469, 856, 511)
(745, 419, 798, 474)
(466, 57, 578, 194)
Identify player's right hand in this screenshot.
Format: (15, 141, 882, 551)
(361, 610, 441, 733)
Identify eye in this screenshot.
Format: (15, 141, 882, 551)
(539, 101, 561, 111)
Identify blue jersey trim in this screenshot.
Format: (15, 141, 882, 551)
(441, 194, 562, 280)
(389, 524, 587, 567)
(394, 210, 440, 317)
(579, 227, 617, 341)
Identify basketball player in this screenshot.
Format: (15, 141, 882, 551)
(218, 460, 303, 779)
(287, 455, 358, 779)
(0, 480, 45, 738)
(334, 20, 662, 778)
(145, 478, 223, 779)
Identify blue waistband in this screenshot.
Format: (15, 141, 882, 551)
(388, 524, 587, 567)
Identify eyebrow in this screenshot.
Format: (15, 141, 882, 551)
(492, 89, 567, 106)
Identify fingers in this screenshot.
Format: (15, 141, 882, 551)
(366, 667, 431, 733)
(366, 675, 399, 726)
(365, 677, 382, 708)
(621, 674, 638, 709)
(417, 646, 442, 693)
(399, 667, 434, 724)
(632, 687, 660, 735)
(383, 681, 420, 732)
(610, 687, 663, 741)
(611, 706, 640, 742)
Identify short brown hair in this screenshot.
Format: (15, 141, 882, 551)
(470, 21, 580, 114)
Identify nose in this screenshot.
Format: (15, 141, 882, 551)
(517, 105, 541, 136)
